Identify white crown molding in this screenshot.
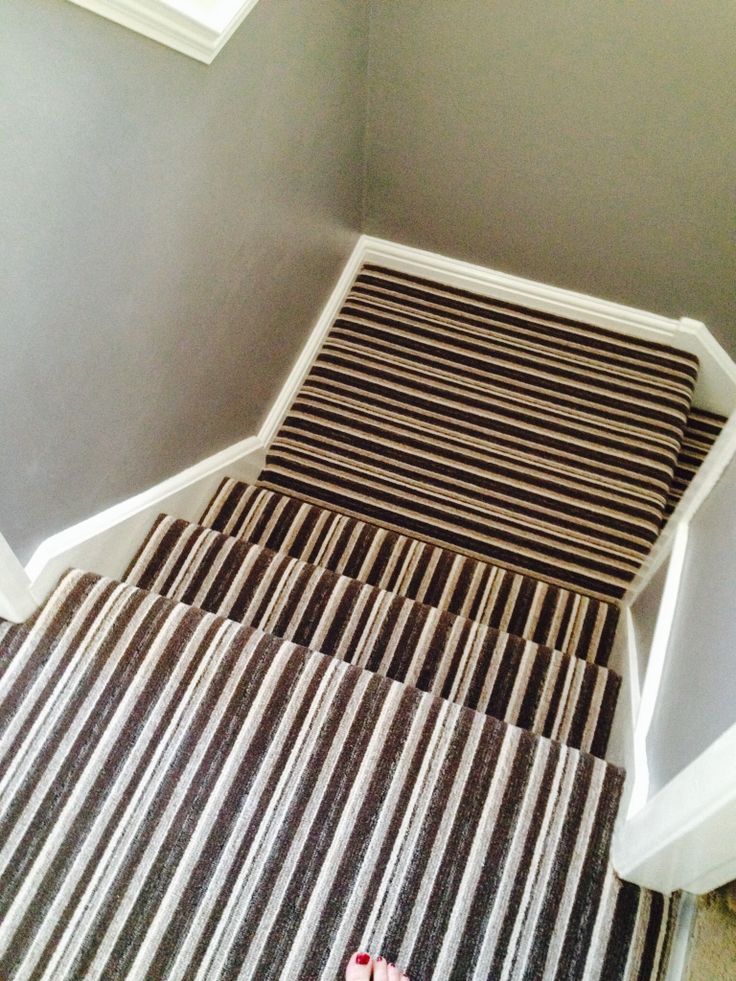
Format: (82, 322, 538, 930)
(67, 0, 262, 64)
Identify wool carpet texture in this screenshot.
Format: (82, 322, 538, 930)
(260, 266, 698, 600)
(0, 572, 677, 981)
(201, 481, 620, 665)
(664, 407, 726, 518)
(1, 267, 718, 980)
(126, 515, 620, 756)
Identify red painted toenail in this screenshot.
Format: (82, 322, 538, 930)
(356, 953, 371, 965)
(376, 956, 384, 962)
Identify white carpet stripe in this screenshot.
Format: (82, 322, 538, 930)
(385, 711, 488, 959)
(471, 744, 573, 977)
(320, 332, 686, 443)
(167, 654, 337, 981)
(0, 578, 118, 779)
(0, 586, 163, 851)
(275, 431, 655, 556)
(0, 590, 181, 950)
(27, 614, 243, 981)
(500, 749, 578, 979)
(300, 382, 672, 507)
(211, 670, 389, 979)
(267, 450, 640, 577)
(0, 574, 92, 709)
(538, 762, 609, 978)
(132, 654, 338, 981)
(81, 641, 297, 980)
(289, 395, 669, 519)
(352, 277, 695, 384)
(358, 700, 463, 952)
(274, 684, 428, 979)
(349, 290, 694, 397)
(213, 543, 264, 611)
(200, 482, 619, 663)
(316, 697, 440, 979)
(429, 726, 528, 977)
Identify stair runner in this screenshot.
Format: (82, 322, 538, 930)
(0, 572, 676, 980)
(125, 516, 620, 755)
(199, 480, 620, 665)
(1, 267, 719, 979)
(259, 265, 699, 601)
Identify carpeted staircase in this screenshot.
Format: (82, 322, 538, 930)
(0, 267, 726, 980)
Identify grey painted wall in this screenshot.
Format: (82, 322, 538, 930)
(2, 0, 367, 561)
(365, 1, 736, 354)
(647, 456, 736, 796)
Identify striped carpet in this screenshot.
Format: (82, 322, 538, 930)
(0, 571, 677, 980)
(664, 407, 727, 517)
(125, 515, 620, 755)
(260, 265, 699, 600)
(201, 480, 620, 665)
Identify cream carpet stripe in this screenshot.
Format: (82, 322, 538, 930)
(0, 572, 677, 979)
(199, 480, 620, 663)
(260, 265, 697, 598)
(126, 516, 620, 755)
(351, 273, 696, 386)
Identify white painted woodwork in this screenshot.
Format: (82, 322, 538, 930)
(66, 0, 262, 64)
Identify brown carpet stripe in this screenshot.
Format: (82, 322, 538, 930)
(664, 406, 727, 518)
(0, 572, 675, 980)
(200, 480, 620, 665)
(125, 516, 620, 755)
(259, 265, 698, 599)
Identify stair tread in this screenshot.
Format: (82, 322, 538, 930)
(200, 479, 620, 665)
(0, 570, 675, 980)
(126, 515, 621, 756)
(260, 264, 698, 600)
(664, 405, 727, 517)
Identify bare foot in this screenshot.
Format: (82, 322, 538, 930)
(345, 951, 409, 980)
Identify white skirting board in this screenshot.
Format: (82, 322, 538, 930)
(2, 234, 736, 625)
(23, 436, 267, 607)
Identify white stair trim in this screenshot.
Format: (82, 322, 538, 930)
(25, 436, 266, 604)
(0, 535, 41, 622)
(663, 893, 696, 981)
(66, 0, 262, 64)
(359, 236, 736, 416)
(613, 718, 736, 894)
(2, 238, 364, 617)
(626, 521, 690, 819)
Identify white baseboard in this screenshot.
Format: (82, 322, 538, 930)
(258, 239, 366, 446)
(6, 237, 366, 616)
(24, 436, 265, 605)
(359, 236, 736, 416)
(4, 233, 736, 622)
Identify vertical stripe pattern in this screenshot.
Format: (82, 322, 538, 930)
(125, 516, 620, 755)
(259, 265, 698, 599)
(199, 480, 620, 665)
(0, 572, 672, 980)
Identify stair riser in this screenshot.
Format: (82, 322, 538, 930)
(127, 517, 620, 756)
